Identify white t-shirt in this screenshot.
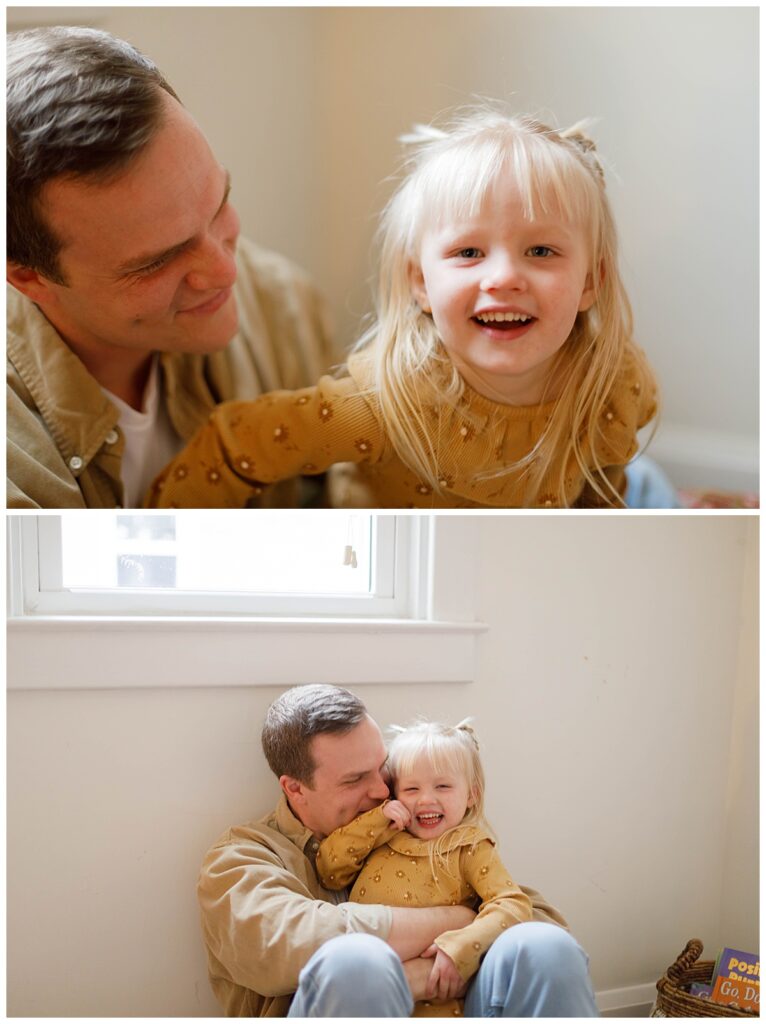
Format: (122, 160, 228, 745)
(102, 357, 184, 508)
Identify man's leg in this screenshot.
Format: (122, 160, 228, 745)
(464, 922, 599, 1018)
(287, 933, 414, 1017)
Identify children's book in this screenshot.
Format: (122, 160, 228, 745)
(712, 948, 760, 986)
(709, 948, 759, 1012)
(688, 983, 712, 1000)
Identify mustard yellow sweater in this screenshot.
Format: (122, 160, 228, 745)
(145, 346, 656, 509)
(317, 805, 533, 1017)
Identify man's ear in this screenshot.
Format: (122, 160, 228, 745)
(7, 263, 60, 306)
(408, 262, 431, 314)
(279, 774, 306, 806)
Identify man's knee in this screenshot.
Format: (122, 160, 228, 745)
(490, 922, 589, 979)
(469, 923, 598, 1017)
(308, 933, 400, 979)
(295, 933, 412, 1017)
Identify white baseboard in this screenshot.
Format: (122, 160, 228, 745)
(596, 981, 657, 1013)
(640, 421, 759, 494)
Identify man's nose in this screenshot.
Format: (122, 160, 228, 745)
(369, 773, 390, 800)
(480, 253, 527, 293)
(185, 234, 238, 293)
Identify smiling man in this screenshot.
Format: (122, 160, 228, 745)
(197, 684, 600, 1017)
(7, 27, 334, 508)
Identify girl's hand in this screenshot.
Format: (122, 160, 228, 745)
(382, 799, 411, 831)
(422, 944, 465, 1000)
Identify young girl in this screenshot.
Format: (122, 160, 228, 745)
(315, 720, 540, 1017)
(146, 107, 657, 509)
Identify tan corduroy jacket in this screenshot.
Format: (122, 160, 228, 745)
(199, 797, 570, 1017)
(197, 796, 392, 1017)
(7, 238, 335, 508)
(146, 343, 656, 509)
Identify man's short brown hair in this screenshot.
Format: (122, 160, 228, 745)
(6, 26, 179, 283)
(261, 685, 368, 785)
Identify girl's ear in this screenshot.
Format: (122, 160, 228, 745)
(466, 787, 477, 809)
(578, 258, 606, 312)
(408, 262, 431, 313)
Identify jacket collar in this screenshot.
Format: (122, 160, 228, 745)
(6, 285, 216, 467)
(274, 793, 316, 854)
(7, 286, 120, 466)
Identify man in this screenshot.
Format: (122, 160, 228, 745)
(7, 27, 334, 508)
(197, 684, 599, 1016)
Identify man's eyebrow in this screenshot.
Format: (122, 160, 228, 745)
(339, 757, 388, 784)
(116, 170, 232, 275)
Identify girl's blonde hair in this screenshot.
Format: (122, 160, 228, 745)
(387, 718, 491, 885)
(354, 105, 654, 507)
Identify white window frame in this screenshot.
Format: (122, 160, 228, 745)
(7, 513, 487, 691)
(16, 513, 408, 618)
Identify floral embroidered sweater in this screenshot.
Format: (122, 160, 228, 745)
(316, 804, 533, 1017)
(145, 345, 656, 509)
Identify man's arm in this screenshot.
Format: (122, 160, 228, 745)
(198, 827, 393, 998)
(387, 905, 476, 961)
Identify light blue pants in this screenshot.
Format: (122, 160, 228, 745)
(624, 455, 680, 509)
(287, 923, 599, 1017)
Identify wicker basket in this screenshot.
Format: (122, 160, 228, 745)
(652, 939, 759, 1017)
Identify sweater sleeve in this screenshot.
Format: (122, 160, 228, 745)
(433, 840, 534, 981)
(317, 805, 400, 890)
(145, 373, 385, 508)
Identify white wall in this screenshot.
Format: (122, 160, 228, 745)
(6, 515, 758, 1015)
(7, 6, 758, 491)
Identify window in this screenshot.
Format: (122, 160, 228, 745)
(7, 514, 486, 690)
(22, 513, 405, 617)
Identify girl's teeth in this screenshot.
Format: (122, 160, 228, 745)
(476, 312, 531, 323)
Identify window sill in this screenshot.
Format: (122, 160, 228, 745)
(7, 616, 488, 690)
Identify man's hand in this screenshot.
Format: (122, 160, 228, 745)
(383, 799, 411, 831)
(422, 944, 465, 1001)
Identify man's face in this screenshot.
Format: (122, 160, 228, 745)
(283, 716, 390, 839)
(26, 92, 241, 361)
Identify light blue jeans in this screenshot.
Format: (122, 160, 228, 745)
(624, 455, 680, 509)
(287, 923, 599, 1017)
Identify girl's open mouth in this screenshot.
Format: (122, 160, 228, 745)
(416, 813, 444, 829)
(472, 313, 537, 337)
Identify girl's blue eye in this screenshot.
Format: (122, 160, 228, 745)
(528, 245, 554, 258)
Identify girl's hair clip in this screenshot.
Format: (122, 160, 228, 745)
(455, 717, 480, 749)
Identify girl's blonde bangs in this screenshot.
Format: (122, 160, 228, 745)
(409, 126, 600, 250)
(388, 726, 474, 785)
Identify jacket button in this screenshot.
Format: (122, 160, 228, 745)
(105, 429, 119, 445)
(69, 456, 83, 471)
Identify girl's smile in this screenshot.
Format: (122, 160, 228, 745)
(472, 308, 537, 342)
(410, 173, 596, 406)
